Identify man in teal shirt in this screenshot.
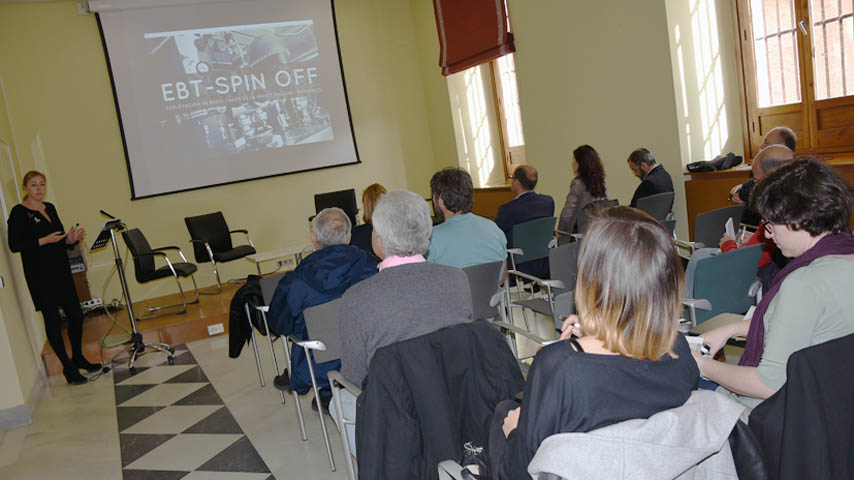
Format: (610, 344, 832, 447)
(426, 167, 507, 269)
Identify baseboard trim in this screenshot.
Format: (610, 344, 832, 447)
(0, 404, 31, 431)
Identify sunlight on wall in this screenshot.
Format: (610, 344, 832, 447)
(674, 25, 693, 163)
(464, 67, 496, 187)
(690, 0, 729, 159)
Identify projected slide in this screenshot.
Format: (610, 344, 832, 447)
(97, 1, 359, 198)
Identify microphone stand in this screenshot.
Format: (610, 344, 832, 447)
(94, 211, 174, 374)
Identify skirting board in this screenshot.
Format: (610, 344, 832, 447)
(0, 404, 31, 431)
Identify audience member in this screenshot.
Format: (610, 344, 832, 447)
(491, 206, 699, 480)
(494, 165, 554, 277)
(557, 145, 608, 236)
(266, 207, 377, 409)
(694, 158, 854, 408)
(729, 126, 797, 205)
(683, 144, 795, 297)
(349, 183, 386, 261)
(335, 189, 473, 452)
(426, 167, 506, 268)
(627, 147, 674, 208)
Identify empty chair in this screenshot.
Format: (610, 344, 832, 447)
(121, 228, 199, 319)
(677, 204, 746, 253)
(683, 243, 764, 327)
(244, 273, 295, 402)
(462, 260, 503, 320)
(508, 216, 556, 268)
(184, 212, 256, 291)
(635, 191, 674, 222)
(510, 240, 579, 330)
(314, 188, 358, 226)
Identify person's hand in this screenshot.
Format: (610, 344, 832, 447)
(559, 314, 582, 340)
(700, 326, 733, 358)
(502, 407, 521, 438)
(728, 184, 744, 204)
(67, 226, 86, 244)
(39, 231, 67, 246)
(719, 234, 734, 248)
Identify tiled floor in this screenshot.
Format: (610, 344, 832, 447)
(0, 334, 350, 480)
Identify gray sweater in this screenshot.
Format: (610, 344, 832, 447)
(339, 261, 473, 387)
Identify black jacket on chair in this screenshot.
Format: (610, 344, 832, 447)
(355, 321, 524, 480)
(228, 275, 263, 358)
(749, 333, 854, 480)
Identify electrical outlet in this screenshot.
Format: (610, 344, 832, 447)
(277, 257, 295, 268)
(207, 323, 225, 335)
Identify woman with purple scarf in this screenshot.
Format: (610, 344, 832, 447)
(693, 158, 854, 408)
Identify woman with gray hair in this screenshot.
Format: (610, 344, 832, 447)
(334, 190, 474, 453)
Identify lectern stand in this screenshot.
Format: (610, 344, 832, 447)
(89, 216, 174, 374)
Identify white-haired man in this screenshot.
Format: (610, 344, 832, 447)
(333, 190, 474, 452)
(267, 207, 377, 410)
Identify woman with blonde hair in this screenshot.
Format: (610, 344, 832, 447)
(491, 206, 699, 479)
(7, 170, 99, 385)
(350, 183, 387, 260)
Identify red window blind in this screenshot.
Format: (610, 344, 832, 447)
(433, 0, 515, 76)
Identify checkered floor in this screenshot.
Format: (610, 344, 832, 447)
(114, 346, 273, 480)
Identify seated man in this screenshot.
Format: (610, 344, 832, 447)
(426, 167, 507, 268)
(627, 148, 674, 208)
(494, 165, 554, 278)
(266, 207, 377, 408)
(335, 189, 474, 451)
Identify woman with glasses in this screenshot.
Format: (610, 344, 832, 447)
(694, 158, 854, 408)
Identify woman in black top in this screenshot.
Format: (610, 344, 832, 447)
(349, 183, 386, 262)
(7, 171, 99, 385)
(492, 206, 700, 479)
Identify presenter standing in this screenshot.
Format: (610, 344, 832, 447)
(7, 171, 99, 385)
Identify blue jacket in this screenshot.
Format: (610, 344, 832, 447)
(268, 244, 378, 393)
(494, 191, 555, 248)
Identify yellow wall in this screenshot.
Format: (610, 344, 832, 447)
(665, 0, 745, 166)
(508, 0, 689, 239)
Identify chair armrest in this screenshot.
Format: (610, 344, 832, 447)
(129, 251, 168, 259)
(288, 335, 326, 351)
(492, 320, 551, 345)
(229, 229, 254, 248)
(438, 460, 467, 480)
(555, 229, 572, 236)
(328, 370, 362, 396)
(255, 305, 269, 313)
(674, 239, 695, 250)
(229, 229, 249, 234)
(507, 270, 565, 290)
(507, 248, 524, 256)
(681, 298, 713, 311)
(152, 245, 181, 251)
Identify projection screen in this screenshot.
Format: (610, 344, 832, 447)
(94, 0, 359, 198)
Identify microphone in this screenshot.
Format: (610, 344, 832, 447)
(100, 210, 116, 219)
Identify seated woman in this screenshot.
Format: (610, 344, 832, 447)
(349, 183, 386, 261)
(694, 158, 854, 408)
(492, 206, 699, 480)
(557, 145, 607, 237)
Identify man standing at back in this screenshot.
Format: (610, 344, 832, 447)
(427, 167, 507, 269)
(628, 148, 674, 208)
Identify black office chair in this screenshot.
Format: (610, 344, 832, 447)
(184, 212, 256, 292)
(312, 189, 358, 226)
(122, 228, 199, 319)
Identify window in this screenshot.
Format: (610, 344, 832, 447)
(734, 0, 854, 157)
(491, 53, 527, 179)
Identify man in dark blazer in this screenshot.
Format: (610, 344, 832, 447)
(627, 148, 674, 208)
(494, 165, 555, 248)
(494, 165, 554, 279)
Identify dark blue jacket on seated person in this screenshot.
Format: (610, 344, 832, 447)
(494, 191, 554, 278)
(267, 244, 378, 394)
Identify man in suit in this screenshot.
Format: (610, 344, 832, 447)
(494, 165, 555, 248)
(628, 147, 674, 208)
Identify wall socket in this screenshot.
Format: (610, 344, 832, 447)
(207, 323, 225, 335)
(277, 257, 295, 268)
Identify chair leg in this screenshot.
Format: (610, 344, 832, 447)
(261, 313, 286, 404)
(331, 379, 357, 480)
(199, 259, 223, 295)
(282, 337, 307, 441)
(305, 348, 336, 472)
(245, 305, 265, 387)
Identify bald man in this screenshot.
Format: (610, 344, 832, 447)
(729, 126, 797, 205)
(494, 165, 554, 276)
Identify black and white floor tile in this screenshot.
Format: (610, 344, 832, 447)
(114, 347, 273, 480)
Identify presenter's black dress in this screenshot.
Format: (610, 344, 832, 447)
(7, 202, 93, 381)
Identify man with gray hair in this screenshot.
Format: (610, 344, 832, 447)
(267, 207, 377, 409)
(334, 190, 473, 452)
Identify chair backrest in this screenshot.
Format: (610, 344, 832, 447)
(258, 272, 287, 306)
(184, 212, 233, 263)
(463, 261, 503, 320)
(693, 205, 745, 248)
(693, 243, 764, 325)
(548, 241, 580, 292)
(303, 298, 343, 363)
(636, 191, 674, 222)
(511, 216, 556, 265)
(577, 199, 618, 234)
(314, 189, 358, 226)
(122, 228, 155, 282)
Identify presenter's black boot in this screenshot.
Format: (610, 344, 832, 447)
(73, 356, 102, 373)
(63, 366, 88, 386)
